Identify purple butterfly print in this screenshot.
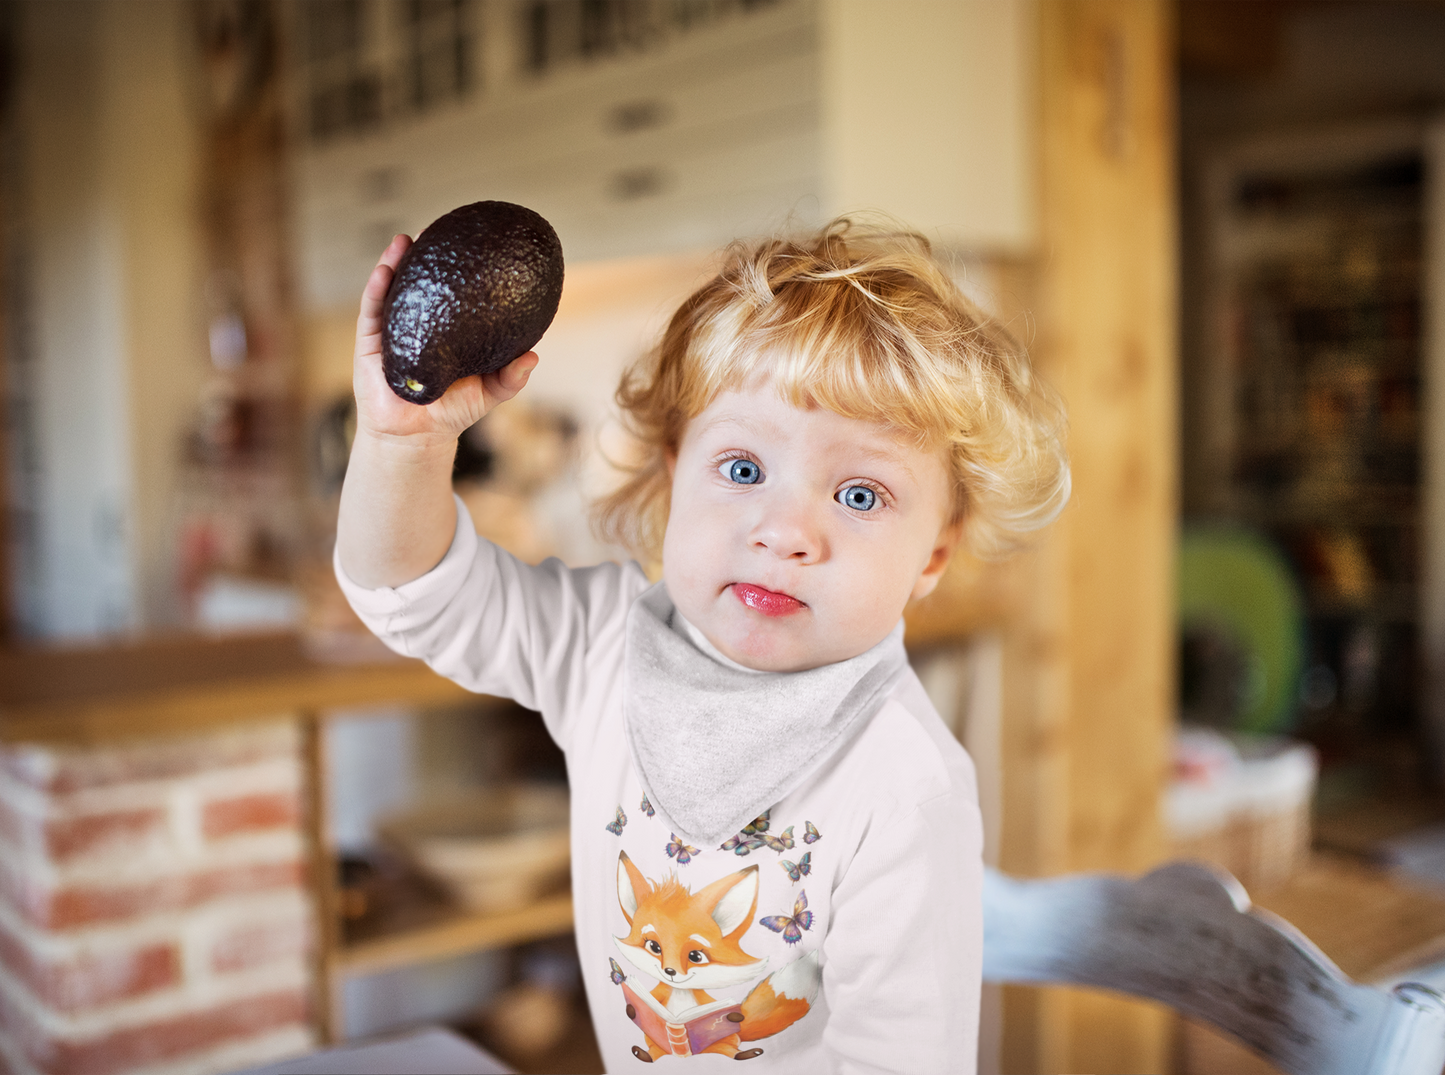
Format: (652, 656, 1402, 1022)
(741, 811, 770, 836)
(803, 821, 821, 844)
(605, 807, 626, 835)
(609, 957, 627, 985)
(720, 831, 766, 856)
(758, 826, 795, 853)
(760, 891, 814, 944)
(779, 852, 811, 883)
(640, 794, 655, 818)
(666, 833, 700, 865)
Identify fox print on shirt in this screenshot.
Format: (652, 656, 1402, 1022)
(604, 802, 827, 1063)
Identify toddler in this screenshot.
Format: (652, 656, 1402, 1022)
(336, 219, 1069, 1072)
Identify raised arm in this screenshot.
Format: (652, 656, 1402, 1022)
(336, 235, 538, 589)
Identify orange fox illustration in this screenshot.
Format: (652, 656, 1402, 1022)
(614, 850, 821, 1062)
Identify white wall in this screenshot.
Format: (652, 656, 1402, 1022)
(12, 0, 204, 638)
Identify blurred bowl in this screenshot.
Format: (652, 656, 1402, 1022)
(378, 784, 570, 912)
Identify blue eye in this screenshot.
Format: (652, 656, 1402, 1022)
(839, 485, 877, 511)
(726, 459, 762, 485)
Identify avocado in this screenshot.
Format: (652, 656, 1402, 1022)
(381, 201, 564, 405)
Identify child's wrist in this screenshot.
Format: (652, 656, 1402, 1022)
(353, 423, 459, 457)
(349, 425, 460, 485)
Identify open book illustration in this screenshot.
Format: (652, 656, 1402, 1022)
(620, 981, 745, 1057)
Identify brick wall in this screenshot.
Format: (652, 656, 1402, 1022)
(0, 722, 317, 1075)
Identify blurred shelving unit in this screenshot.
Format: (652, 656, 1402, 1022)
(337, 891, 574, 978)
(1188, 121, 1434, 776)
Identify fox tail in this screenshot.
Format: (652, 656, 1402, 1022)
(738, 951, 822, 1042)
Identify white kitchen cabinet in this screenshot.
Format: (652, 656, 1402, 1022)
(290, 0, 1039, 311)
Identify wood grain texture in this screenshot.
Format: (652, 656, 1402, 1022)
(0, 632, 476, 745)
(300, 713, 342, 1044)
(337, 893, 575, 978)
(1000, 1, 1178, 1071)
(1257, 854, 1445, 986)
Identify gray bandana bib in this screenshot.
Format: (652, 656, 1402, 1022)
(623, 581, 907, 846)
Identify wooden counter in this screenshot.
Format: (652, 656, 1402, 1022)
(0, 630, 475, 744)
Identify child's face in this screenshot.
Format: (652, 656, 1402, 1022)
(662, 380, 959, 673)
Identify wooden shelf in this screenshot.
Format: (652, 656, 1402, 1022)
(336, 892, 575, 978)
(0, 631, 478, 744)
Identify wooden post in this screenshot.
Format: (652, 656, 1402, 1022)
(1000, 1, 1178, 1071)
(300, 711, 343, 1043)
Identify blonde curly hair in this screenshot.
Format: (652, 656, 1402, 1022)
(593, 217, 1070, 560)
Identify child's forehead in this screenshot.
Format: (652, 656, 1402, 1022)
(687, 381, 934, 457)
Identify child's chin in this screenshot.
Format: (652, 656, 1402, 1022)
(733, 637, 846, 674)
(708, 622, 807, 670)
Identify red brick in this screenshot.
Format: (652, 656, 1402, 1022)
(1, 731, 297, 794)
(202, 790, 300, 840)
(0, 777, 165, 863)
(2, 860, 305, 929)
(47, 808, 170, 863)
(6, 986, 308, 1075)
(0, 918, 180, 1012)
(211, 915, 313, 974)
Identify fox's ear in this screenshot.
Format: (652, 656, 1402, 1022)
(703, 864, 759, 939)
(617, 851, 647, 924)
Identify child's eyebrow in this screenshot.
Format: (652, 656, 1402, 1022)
(695, 413, 778, 440)
(699, 412, 923, 479)
(846, 441, 919, 477)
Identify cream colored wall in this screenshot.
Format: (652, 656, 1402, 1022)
(103, 0, 206, 629)
(16, 0, 204, 637)
(819, 0, 1037, 252)
(19, 2, 133, 637)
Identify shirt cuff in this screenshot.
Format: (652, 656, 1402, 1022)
(333, 494, 479, 634)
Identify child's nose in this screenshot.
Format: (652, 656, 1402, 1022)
(750, 500, 824, 562)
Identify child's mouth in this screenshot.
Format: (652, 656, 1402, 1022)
(731, 583, 804, 617)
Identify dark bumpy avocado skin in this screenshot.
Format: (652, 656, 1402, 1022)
(381, 201, 564, 405)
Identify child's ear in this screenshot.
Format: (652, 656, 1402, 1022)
(910, 520, 964, 602)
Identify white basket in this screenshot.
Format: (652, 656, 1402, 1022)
(1168, 731, 1318, 893)
(378, 784, 570, 913)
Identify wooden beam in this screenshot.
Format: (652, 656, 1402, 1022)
(1000, 1, 1178, 1071)
(0, 632, 477, 745)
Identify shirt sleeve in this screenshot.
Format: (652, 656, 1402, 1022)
(333, 494, 646, 749)
(820, 790, 983, 1075)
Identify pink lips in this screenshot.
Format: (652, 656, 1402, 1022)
(731, 583, 804, 617)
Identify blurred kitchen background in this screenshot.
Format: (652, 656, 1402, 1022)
(0, 1, 1444, 1073)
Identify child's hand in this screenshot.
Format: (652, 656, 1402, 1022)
(352, 234, 539, 446)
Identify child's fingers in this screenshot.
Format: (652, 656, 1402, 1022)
(356, 234, 412, 334)
(484, 351, 540, 405)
